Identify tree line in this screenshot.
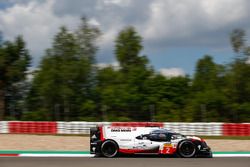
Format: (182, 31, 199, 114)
(0, 18, 249, 122)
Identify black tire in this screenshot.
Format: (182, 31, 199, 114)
(177, 140, 197, 158)
(101, 140, 119, 158)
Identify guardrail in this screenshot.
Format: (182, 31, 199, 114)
(223, 123, 250, 136)
(164, 122, 223, 136)
(0, 121, 249, 136)
(8, 122, 57, 134)
(0, 121, 8, 133)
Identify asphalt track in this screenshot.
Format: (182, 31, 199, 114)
(0, 157, 249, 167)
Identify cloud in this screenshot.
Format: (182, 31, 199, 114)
(25, 67, 39, 81)
(96, 62, 120, 70)
(0, 0, 79, 66)
(143, 0, 250, 48)
(103, 0, 132, 6)
(0, 0, 249, 71)
(159, 68, 185, 77)
(246, 57, 250, 64)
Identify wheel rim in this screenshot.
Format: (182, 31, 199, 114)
(101, 141, 117, 157)
(179, 141, 196, 157)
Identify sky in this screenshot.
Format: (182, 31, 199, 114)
(0, 0, 250, 76)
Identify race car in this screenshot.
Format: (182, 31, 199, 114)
(90, 124, 212, 158)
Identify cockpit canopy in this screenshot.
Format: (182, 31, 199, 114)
(150, 129, 174, 134)
(136, 128, 185, 141)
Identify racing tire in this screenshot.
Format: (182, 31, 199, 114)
(177, 140, 197, 158)
(101, 140, 119, 158)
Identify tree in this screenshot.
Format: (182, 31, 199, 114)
(95, 66, 127, 121)
(115, 26, 148, 72)
(230, 29, 245, 54)
(224, 28, 250, 122)
(224, 60, 250, 122)
(230, 28, 250, 61)
(190, 55, 227, 122)
(0, 36, 31, 120)
(75, 17, 101, 64)
(113, 26, 153, 120)
(26, 18, 101, 121)
(75, 17, 101, 101)
(192, 55, 225, 91)
(144, 75, 191, 122)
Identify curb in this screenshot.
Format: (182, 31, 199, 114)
(213, 154, 250, 157)
(19, 154, 94, 157)
(0, 151, 249, 157)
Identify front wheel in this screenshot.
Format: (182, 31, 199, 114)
(177, 140, 197, 158)
(101, 140, 119, 158)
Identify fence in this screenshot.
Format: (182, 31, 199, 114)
(0, 121, 249, 136)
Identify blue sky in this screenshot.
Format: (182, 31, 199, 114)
(0, 0, 249, 76)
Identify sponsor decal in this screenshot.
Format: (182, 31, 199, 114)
(161, 143, 176, 154)
(111, 127, 132, 132)
(91, 134, 97, 139)
(120, 139, 132, 141)
(164, 143, 172, 147)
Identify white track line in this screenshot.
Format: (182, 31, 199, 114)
(1, 154, 249, 157)
(213, 154, 250, 157)
(20, 154, 250, 157)
(19, 154, 95, 157)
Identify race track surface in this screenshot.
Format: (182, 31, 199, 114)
(0, 157, 249, 167)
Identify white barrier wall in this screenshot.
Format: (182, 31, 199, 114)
(0, 121, 9, 133)
(57, 122, 111, 134)
(56, 122, 223, 136)
(163, 122, 223, 136)
(3, 121, 250, 136)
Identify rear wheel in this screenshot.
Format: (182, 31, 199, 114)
(177, 140, 196, 158)
(101, 140, 119, 158)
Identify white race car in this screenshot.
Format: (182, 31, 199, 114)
(90, 124, 212, 158)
